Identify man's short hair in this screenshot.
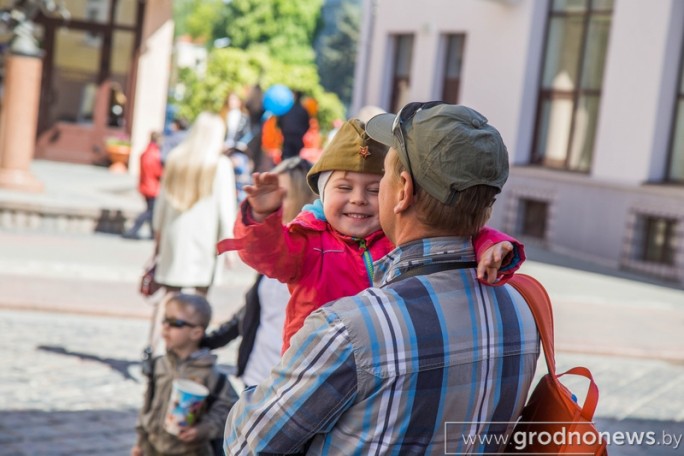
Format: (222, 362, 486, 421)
(387, 150, 497, 235)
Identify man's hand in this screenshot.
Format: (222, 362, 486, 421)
(245, 172, 286, 222)
(130, 445, 142, 456)
(477, 241, 513, 284)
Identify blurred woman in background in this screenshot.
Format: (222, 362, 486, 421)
(152, 111, 237, 296)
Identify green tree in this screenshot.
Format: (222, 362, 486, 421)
(176, 47, 345, 130)
(173, 0, 228, 44)
(172, 0, 346, 131)
(224, 0, 323, 65)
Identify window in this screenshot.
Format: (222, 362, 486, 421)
(623, 211, 681, 281)
(532, 0, 613, 172)
(389, 34, 414, 113)
(519, 199, 549, 240)
(440, 34, 465, 104)
(635, 215, 677, 266)
(666, 42, 684, 183)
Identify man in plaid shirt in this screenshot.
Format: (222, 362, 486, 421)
(224, 102, 540, 455)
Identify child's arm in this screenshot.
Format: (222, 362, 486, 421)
(133, 365, 154, 456)
(473, 226, 526, 286)
(217, 173, 309, 283)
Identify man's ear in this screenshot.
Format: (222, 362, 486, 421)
(394, 170, 415, 214)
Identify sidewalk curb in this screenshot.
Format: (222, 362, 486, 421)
(0, 200, 139, 234)
(556, 344, 684, 364)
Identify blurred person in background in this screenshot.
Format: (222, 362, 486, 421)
(160, 118, 189, 164)
(277, 90, 310, 160)
(152, 112, 237, 297)
(124, 131, 162, 240)
(222, 92, 253, 204)
(201, 157, 316, 388)
(222, 92, 250, 151)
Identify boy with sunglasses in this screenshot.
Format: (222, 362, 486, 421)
(132, 293, 236, 456)
(218, 117, 525, 353)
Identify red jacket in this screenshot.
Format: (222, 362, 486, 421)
(138, 142, 163, 198)
(217, 200, 524, 352)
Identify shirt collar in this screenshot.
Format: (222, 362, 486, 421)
(373, 236, 475, 287)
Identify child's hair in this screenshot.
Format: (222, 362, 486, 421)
(168, 293, 213, 329)
(150, 131, 161, 143)
(272, 157, 316, 223)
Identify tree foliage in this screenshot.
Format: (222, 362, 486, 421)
(224, 0, 324, 65)
(172, 0, 346, 131)
(173, 0, 227, 43)
(176, 47, 345, 131)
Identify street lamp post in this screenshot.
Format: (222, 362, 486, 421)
(0, 0, 69, 192)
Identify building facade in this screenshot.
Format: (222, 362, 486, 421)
(0, 0, 173, 174)
(352, 0, 684, 285)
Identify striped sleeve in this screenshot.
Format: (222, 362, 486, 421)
(224, 309, 358, 455)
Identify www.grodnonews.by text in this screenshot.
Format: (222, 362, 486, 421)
(445, 422, 682, 453)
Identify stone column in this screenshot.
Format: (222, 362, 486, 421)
(0, 53, 44, 192)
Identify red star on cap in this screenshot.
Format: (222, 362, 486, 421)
(359, 146, 370, 159)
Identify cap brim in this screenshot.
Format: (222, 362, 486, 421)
(365, 113, 396, 147)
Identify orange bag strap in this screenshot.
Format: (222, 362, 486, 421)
(509, 274, 556, 374)
(509, 274, 599, 421)
(558, 366, 600, 421)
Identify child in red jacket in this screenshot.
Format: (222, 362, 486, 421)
(218, 119, 525, 352)
(124, 132, 163, 240)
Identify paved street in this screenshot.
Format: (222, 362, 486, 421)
(1, 229, 683, 454)
(1, 309, 682, 455)
(0, 310, 239, 455)
(0, 230, 254, 321)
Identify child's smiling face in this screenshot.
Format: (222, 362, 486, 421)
(322, 170, 382, 239)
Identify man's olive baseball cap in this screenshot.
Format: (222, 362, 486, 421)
(365, 103, 509, 205)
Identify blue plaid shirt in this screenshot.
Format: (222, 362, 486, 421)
(224, 237, 539, 455)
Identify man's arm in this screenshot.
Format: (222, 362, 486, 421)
(224, 309, 358, 455)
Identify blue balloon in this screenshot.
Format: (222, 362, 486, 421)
(263, 84, 294, 116)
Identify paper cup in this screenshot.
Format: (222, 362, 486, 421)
(164, 379, 209, 435)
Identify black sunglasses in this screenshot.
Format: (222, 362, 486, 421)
(162, 317, 200, 329)
(392, 101, 446, 193)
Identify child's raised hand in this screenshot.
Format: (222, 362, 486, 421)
(245, 172, 286, 222)
(477, 241, 513, 284)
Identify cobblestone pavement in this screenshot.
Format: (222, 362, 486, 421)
(0, 310, 239, 456)
(1, 309, 683, 455)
